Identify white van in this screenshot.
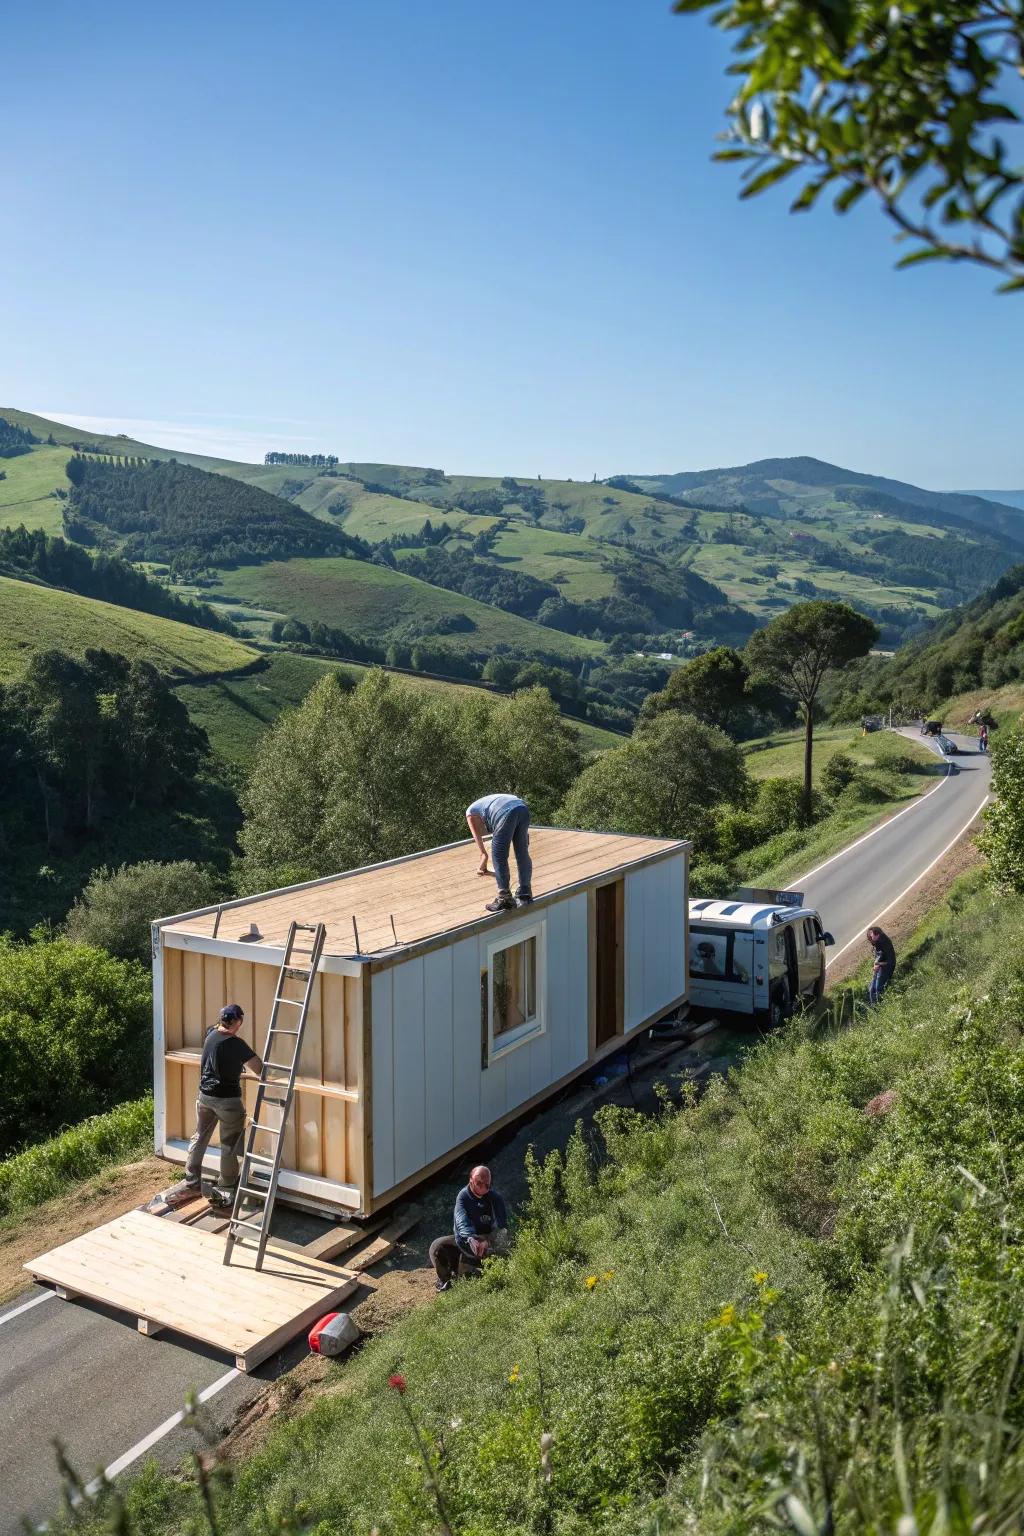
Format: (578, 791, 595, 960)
(688, 888, 835, 1024)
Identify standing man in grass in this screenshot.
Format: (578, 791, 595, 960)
(466, 793, 533, 913)
(866, 926, 896, 1006)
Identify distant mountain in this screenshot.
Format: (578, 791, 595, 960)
(623, 456, 1024, 546)
(962, 489, 1024, 514)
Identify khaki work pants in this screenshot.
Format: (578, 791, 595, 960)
(185, 1092, 246, 1189)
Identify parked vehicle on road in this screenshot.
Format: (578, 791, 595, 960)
(921, 719, 943, 736)
(689, 888, 835, 1025)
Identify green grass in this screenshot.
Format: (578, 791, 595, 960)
(0, 1098, 152, 1222)
(64, 873, 1024, 1536)
(206, 558, 601, 660)
(178, 651, 624, 772)
(0, 574, 259, 682)
(743, 722, 934, 782)
(0, 445, 71, 533)
(738, 730, 941, 889)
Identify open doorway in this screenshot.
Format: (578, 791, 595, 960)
(594, 879, 624, 1048)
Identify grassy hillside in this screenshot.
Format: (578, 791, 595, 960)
(70, 871, 1024, 1536)
(178, 651, 623, 771)
(0, 445, 71, 534)
(206, 558, 602, 659)
(0, 574, 256, 682)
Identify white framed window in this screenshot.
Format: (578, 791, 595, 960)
(483, 920, 545, 1064)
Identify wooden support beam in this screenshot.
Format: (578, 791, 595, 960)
(138, 1317, 165, 1337)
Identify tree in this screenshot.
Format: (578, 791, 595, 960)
(674, 0, 1024, 289)
(556, 712, 749, 851)
(65, 861, 221, 964)
(979, 723, 1024, 889)
(0, 936, 150, 1154)
(745, 601, 878, 820)
(640, 646, 750, 731)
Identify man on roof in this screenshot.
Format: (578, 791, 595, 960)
(466, 793, 533, 914)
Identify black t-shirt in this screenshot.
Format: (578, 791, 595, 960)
(199, 1027, 256, 1098)
(872, 932, 896, 972)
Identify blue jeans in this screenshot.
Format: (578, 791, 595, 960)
(868, 966, 893, 1006)
(490, 806, 532, 897)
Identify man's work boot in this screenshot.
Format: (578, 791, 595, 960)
(485, 892, 516, 913)
(209, 1186, 237, 1210)
(515, 888, 534, 907)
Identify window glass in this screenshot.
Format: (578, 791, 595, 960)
(491, 936, 538, 1038)
(689, 928, 750, 984)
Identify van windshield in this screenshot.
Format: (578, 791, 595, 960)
(689, 927, 750, 984)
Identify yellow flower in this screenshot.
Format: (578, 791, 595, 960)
(508, 1364, 521, 1384)
(602, 1270, 615, 1283)
(752, 1270, 769, 1286)
(715, 1303, 736, 1327)
(585, 1275, 598, 1290)
(774, 1333, 786, 1345)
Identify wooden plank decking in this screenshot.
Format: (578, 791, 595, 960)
(25, 1210, 359, 1371)
(161, 826, 684, 958)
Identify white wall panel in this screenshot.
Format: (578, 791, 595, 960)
(423, 947, 455, 1163)
(451, 936, 483, 1144)
(371, 971, 395, 1196)
(392, 959, 427, 1186)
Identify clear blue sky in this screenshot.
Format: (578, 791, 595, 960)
(2, 0, 1021, 488)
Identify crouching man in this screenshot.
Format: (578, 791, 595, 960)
(429, 1165, 509, 1292)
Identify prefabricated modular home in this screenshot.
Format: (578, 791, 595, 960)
(153, 826, 690, 1217)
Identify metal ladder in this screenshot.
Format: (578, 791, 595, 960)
(223, 920, 327, 1269)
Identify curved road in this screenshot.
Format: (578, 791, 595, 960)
(0, 730, 993, 1533)
(794, 728, 991, 969)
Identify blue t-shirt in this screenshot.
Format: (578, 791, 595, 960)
(466, 794, 526, 832)
(453, 1185, 508, 1256)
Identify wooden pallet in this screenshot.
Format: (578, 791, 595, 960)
(25, 1210, 359, 1372)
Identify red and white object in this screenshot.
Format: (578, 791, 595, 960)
(308, 1311, 361, 1356)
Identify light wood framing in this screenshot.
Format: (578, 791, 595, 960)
(25, 1210, 359, 1372)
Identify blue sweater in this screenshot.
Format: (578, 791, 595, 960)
(453, 1185, 508, 1256)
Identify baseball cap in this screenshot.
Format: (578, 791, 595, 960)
(220, 1003, 244, 1023)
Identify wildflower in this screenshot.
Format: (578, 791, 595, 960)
(508, 1364, 521, 1384)
(752, 1270, 769, 1286)
(714, 1303, 736, 1327)
(388, 1373, 407, 1394)
(585, 1275, 598, 1290)
(602, 1270, 615, 1283)
(775, 1333, 786, 1345)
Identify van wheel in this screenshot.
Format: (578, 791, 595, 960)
(769, 985, 790, 1028)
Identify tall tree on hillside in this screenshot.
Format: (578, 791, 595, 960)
(673, 0, 1024, 289)
(745, 601, 878, 821)
(640, 646, 751, 732)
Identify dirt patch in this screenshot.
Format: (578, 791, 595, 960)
(350, 1262, 438, 1334)
(0, 1157, 168, 1304)
(826, 829, 983, 989)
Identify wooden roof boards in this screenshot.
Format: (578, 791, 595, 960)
(159, 827, 687, 963)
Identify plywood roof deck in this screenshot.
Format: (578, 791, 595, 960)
(161, 827, 686, 959)
(26, 1210, 359, 1372)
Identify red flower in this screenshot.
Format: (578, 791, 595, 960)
(388, 1373, 407, 1394)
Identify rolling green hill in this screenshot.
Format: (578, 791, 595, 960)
(0, 573, 257, 683)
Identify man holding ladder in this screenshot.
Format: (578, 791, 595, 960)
(167, 1003, 264, 1208)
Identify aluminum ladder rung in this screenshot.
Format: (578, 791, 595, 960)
(224, 919, 327, 1270)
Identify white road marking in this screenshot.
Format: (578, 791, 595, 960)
(825, 793, 991, 971)
(0, 1289, 55, 1327)
(789, 761, 953, 890)
(84, 1367, 240, 1496)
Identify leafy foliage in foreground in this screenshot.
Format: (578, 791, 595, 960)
(57, 875, 1024, 1534)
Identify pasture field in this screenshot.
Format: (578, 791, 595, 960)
(206, 558, 601, 659)
(0, 575, 257, 682)
(0, 446, 71, 534)
(744, 723, 936, 782)
(178, 650, 623, 771)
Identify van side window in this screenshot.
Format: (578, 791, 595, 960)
(689, 928, 749, 984)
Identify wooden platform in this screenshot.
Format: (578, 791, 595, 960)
(25, 1210, 359, 1371)
(161, 826, 682, 958)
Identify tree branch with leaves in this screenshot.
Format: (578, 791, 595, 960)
(674, 0, 1024, 289)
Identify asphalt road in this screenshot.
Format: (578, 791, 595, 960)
(796, 728, 991, 968)
(0, 728, 993, 1533)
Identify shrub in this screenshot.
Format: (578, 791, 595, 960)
(64, 860, 221, 964)
(0, 937, 151, 1155)
(979, 722, 1024, 892)
(820, 749, 858, 797)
